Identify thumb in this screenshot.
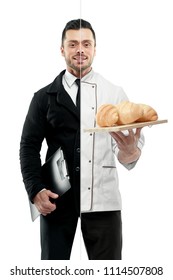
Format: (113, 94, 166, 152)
(46, 190, 59, 199)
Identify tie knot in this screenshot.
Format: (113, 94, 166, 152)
(75, 79, 80, 87)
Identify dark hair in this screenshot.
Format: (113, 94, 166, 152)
(61, 19, 96, 46)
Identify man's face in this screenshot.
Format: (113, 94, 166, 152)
(61, 28, 96, 77)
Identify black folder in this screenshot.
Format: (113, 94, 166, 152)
(30, 147, 71, 221)
(41, 147, 71, 196)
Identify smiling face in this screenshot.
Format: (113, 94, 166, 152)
(61, 28, 96, 78)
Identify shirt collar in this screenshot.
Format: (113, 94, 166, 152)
(81, 69, 94, 82)
(64, 70, 77, 88)
(64, 69, 94, 86)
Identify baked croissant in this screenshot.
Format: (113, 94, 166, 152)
(137, 104, 158, 122)
(116, 101, 143, 125)
(96, 101, 158, 127)
(96, 104, 118, 127)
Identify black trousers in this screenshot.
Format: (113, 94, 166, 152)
(40, 210, 122, 260)
(81, 211, 122, 260)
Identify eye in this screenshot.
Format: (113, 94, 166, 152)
(84, 42, 91, 47)
(69, 43, 75, 47)
(68, 42, 77, 48)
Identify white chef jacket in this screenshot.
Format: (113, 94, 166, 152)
(81, 69, 144, 212)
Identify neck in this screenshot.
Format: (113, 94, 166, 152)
(67, 67, 92, 78)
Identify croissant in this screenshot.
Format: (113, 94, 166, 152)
(96, 104, 119, 127)
(137, 104, 158, 122)
(96, 101, 159, 127)
(116, 101, 143, 125)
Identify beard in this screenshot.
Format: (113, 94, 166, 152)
(65, 55, 94, 74)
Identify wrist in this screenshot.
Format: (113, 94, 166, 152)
(118, 147, 141, 164)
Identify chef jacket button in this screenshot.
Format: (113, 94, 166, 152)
(76, 148, 80, 153)
(91, 107, 94, 110)
(90, 133, 93, 136)
(89, 160, 91, 163)
(92, 85, 95, 88)
(75, 167, 80, 172)
(88, 187, 91, 190)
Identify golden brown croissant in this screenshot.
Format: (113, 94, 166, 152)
(96, 104, 119, 127)
(116, 101, 143, 125)
(137, 104, 158, 122)
(96, 101, 159, 127)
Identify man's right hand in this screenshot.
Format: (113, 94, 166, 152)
(33, 190, 59, 216)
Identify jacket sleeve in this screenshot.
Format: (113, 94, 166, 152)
(19, 92, 48, 201)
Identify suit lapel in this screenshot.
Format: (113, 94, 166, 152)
(46, 70, 80, 120)
(57, 88, 80, 119)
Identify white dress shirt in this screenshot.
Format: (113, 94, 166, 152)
(62, 70, 79, 105)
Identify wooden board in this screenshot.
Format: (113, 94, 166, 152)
(84, 119, 168, 133)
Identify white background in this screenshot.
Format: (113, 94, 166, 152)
(0, 0, 173, 278)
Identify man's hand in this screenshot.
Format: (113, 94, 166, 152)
(33, 190, 59, 216)
(110, 128, 142, 164)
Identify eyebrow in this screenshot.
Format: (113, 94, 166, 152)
(67, 39, 94, 43)
(67, 40, 78, 43)
(83, 40, 94, 43)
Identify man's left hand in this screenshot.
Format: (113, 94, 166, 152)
(110, 128, 142, 164)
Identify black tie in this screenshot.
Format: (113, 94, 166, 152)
(75, 79, 80, 109)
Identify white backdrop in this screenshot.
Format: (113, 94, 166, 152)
(1, 0, 172, 278)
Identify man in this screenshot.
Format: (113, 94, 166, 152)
(20, 19, 144, 260)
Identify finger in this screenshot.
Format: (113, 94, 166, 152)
(135, 127, 142, 138)
(46, 190, 59, 199)
(114, 131, 127, 139)
(41, 211, 51, 216)
(128, 129, 134, 137)
(39, 200, 57, 212)
(42, 205, 56, 215)
(110, 132, 126, 144)
(41, 211, 50, 216)
(110, 134, 122, 145)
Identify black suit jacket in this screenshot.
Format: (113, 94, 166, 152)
(20, 70, 80, 214)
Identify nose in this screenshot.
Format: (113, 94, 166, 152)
(76, 47, 84, 54)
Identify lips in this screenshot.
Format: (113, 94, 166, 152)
(73, 55, 87, 63)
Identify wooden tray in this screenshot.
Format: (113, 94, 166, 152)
(84, 119, 168, 133)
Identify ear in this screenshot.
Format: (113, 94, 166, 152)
(60, 46, 65, 57)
